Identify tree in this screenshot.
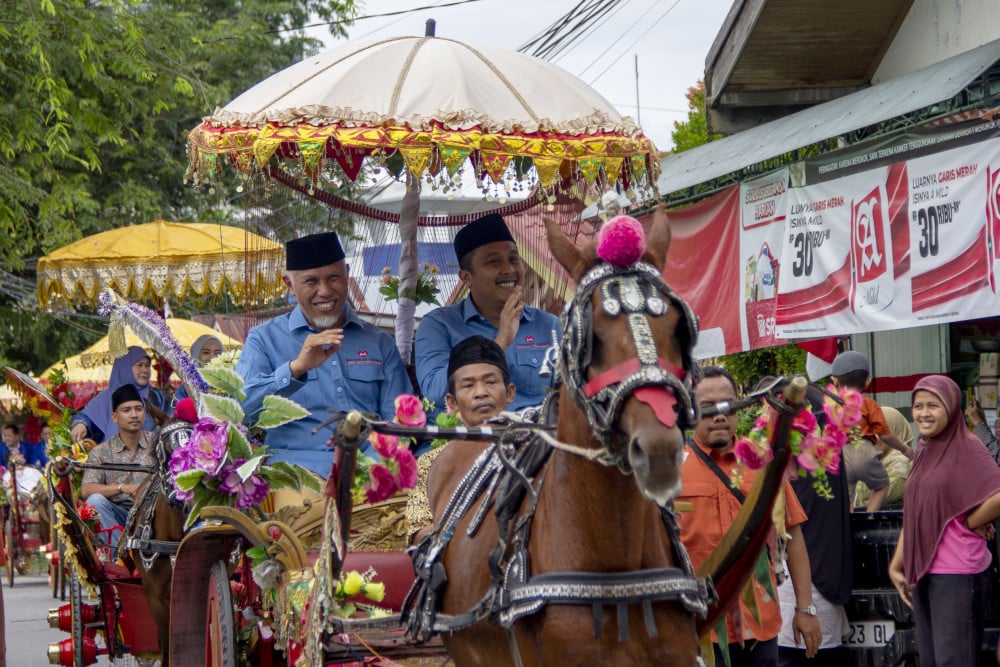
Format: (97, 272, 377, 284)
(0, 0, 358, 374)
(670, 80, 722, 153)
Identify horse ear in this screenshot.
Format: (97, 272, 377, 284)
(544, 217, 587, 280)
(644, 203, 672, 267)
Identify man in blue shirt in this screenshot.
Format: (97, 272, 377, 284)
(415, 213, 559, 414)
(237, 231, 412, 477)
(1, 423, 46, 467)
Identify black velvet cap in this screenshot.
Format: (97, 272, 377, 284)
(285, 231, 345, 271)
(111, 384, 143, 411)
(448, 335, 510, 385)
(453, 213, 515, 264)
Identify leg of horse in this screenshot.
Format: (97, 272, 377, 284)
(133, 492, 185, 664)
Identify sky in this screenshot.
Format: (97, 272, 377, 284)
(311, 0, 736, 151)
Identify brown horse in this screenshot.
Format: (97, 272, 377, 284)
(128, 419, 190, 665)
(424, 206, 706, 666)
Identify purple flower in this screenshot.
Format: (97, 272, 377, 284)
(188, 417, 229, 473)
(218, 459, 270, 509)
(168, 446, 194, 477)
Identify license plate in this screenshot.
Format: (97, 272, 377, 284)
(846, 620, 895, 647)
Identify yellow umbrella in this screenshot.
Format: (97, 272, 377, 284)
(43, 318, 242, 383)
(37, 220, 286, 309)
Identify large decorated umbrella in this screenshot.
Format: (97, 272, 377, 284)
(37, 220, 286, 310)
(43, 318, 242, 384)
(186, 28, 660, 362)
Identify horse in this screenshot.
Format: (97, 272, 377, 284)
(418, 205, 710, 666)
(126, 419, 191, 665)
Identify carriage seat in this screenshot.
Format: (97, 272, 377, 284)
(344, 550, 415, 612)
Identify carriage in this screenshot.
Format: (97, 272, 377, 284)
(0, 461, 49, 587)
(42, 210, 838, 667)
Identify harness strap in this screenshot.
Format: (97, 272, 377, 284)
(123, 536, 179, 555)
(582, 357, 686, 398)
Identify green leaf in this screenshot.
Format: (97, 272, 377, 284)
(257, 394, 310, 429)
(200, 367, 246, 401)
(174, 469, 204, 491)
(236, 454, 265, 482)
(201, 393, 245, 424)
(227, 423, 253, 460)
(260, 465, 298, 491)
(246, 545, 268, 566)
(273, 461, 323, 493)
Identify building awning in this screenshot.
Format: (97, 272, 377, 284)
(658, 38, 1000, 196)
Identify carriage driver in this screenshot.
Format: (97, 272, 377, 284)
(406, 335, 515, 543)
(415, 213, 560, 417)
(236, 231, 412, 478)
(80, 384, 156, 546)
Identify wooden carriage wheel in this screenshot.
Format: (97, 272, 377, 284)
(70, 572, 87, 667)
(4, 516, 14, 588)
(204, 560, 236, 667)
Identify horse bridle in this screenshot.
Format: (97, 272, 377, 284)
(559, 260, 700, 468)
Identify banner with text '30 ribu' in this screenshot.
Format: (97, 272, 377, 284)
(775, 137, 1000, 338)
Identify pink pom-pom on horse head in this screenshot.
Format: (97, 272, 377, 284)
(596, 214, 646, 268)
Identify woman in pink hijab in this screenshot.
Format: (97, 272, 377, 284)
(889, 375, 1000, 666)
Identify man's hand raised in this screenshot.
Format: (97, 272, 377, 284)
(290, 329, 344, 379)
(494, 286, 524, 350)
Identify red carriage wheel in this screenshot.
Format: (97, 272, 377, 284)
(205, 560, 236, 667)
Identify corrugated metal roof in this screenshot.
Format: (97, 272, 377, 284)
(658, 38, 1000, 195)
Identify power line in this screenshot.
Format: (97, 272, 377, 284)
(261, 0, 487, 36)
(550, 0, 637, 65)
(587, 0, 683, 85)
(576, 0, 661, 78)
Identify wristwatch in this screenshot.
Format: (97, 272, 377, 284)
(796, 604, 818, 616)
(117, 483, 124, 495)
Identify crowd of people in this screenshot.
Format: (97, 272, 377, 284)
(12, 211, 1000, 666)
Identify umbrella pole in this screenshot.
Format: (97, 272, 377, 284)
(395, 175, 420, 366)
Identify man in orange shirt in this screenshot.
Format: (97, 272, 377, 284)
(677, 366, 820, 666)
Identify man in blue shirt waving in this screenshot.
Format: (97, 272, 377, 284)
(237, 231, 412, 477)
(415, 213, 559, 414)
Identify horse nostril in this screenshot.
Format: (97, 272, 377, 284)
(628, 437, 649, 476)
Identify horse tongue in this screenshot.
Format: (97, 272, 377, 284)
(633, 387, 678, 427)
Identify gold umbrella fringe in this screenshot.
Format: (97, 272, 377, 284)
(186, 122, 661, 205)
(38, 261, 286, 311)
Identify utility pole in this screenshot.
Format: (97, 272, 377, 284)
(634, 54, 641, 126)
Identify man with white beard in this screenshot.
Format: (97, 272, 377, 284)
(237, 231, 411, 477)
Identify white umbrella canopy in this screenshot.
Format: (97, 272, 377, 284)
(188, 29, 661, 363)
(208, 35, 643, 139)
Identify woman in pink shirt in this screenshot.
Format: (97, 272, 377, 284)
(889, 375, 1000, 666)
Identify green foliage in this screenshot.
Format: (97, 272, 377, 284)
(720, 344, 806, 395)
(670, 81, 723, 153)
(0, 0, 358, 371)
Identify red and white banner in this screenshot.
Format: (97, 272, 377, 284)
(776, 138, 999, 337)
(739, 170, 789, 350)
(655, 136, 1000, 356)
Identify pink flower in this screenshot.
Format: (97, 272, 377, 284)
(394, 448, 418, 489)
(371, 432, 399, 458)
(394, 394, 426, 427)
(823, 385, 863, 430)
(734, 437, 772, 470)
(791, 408, 817, 436)
(796, 449, 820, 474)
(364, 464, 398, 503)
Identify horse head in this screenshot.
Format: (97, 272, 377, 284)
(545, 205, 698, 506)
(155, 419, 195, 505)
